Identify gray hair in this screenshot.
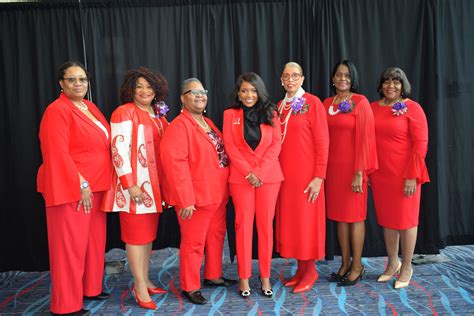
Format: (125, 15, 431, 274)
(181, 77, 203, 94)
(282, 62, 304, 76)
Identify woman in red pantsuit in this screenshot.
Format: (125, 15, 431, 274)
(37, 61, 112, 315)
(370, 67, 430, 289)
(223, 73, 283, 298)
(102, 67, 170, 310)
(276, 62, 329, 293)
(323, 60, 378, 286)
(160, 78, 236, 305)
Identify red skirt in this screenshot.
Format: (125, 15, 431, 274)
(119, 212, 159, 245)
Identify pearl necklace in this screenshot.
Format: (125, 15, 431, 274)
(329, 93, 352, 115)
(74, 101, 88, 111)
(278, 87, 306, 143)
(193, 115, 210, 130)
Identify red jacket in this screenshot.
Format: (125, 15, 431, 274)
(37, 93, 112, 207)
(102, 103, 168, 214)
(160, 109, 229, 210)
(223, 108, 284, 184)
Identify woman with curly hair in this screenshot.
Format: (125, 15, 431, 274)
(102, 67, 170, 310)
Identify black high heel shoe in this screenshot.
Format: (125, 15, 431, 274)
(338, 266, 365, 287)
(239, 289, 251, 298)
(328, 268, 350, 282)
(259, 278, 273, 298)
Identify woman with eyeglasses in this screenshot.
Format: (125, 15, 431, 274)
(370, 67, 429, 289)
(223, 72, 283, 298)
(102, 67, 170, 310)
(160, 78, 236, 305)
(38, 61, 112, 315)
(276, 62, 329, 293)
(323, 60, 378, 286)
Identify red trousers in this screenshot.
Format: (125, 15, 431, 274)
(176, 200, 227, 292)
(46, 192, 106, 314)
(230, 183, 280, 279)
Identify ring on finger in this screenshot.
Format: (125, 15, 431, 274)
(134, 197, 139, 202)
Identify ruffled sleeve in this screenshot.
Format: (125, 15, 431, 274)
(404, 100, 430, 183)
(354, 96, 378, 174)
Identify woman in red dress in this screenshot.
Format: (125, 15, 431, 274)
(160, 78, 236, 305)
(102, 67, 169, 310)
(323, 60, 378, 286)
(223, 72, 283, 298)
(370, 67, 430, 289)
(38, 61, 112, 315)
(276, 62, 329, 293)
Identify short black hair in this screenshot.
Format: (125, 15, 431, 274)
(331, 59, 359, 93)
(377, 67, 411, 98)
(56, 61, 90, 83)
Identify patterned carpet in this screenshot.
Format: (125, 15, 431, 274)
(1, 245, 473, 315)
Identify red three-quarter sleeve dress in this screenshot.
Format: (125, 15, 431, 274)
(370, 99, 430, 230)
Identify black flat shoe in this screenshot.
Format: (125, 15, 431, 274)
(338, 266, 365, 287)
(51, 309, 90, 316)
(203, 277, 237, 287)
(182, 290, 207, 305)
(84, 292, 111, 300)
(259, 278, 273, 297)
(239, 289, 251, 299)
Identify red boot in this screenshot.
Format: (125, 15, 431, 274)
(293, 260, 319, 293)
(284, 260, 305, 287)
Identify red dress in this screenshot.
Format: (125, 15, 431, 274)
(370, 99, 430, 230)
(276, 92, 329, 260)
(323, 94, 378, 222)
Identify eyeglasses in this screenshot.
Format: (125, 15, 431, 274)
(183, 89, 208, 96)
(63, 77, 89, 84)
(281, 73, 302, 81)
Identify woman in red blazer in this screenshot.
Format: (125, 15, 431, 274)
(223, 73, 283, 298)
(37, 61, 111, 315)
(160, 78, 236, 305)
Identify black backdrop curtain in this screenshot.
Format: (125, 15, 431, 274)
(0, 0, 472, 272)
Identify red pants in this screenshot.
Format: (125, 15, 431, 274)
(230, 182, 280, 279)
(177, 200, 226, 292)
(46, 192, 106, 314)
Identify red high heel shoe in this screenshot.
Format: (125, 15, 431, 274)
(293, 272, 319, 293)
(131, 286, 157, 310)
(284, 260, 304, 287)
(148, 286, 167, 294)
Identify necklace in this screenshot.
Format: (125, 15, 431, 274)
(74, 101, 88, 111)
(150, 116, 164, 136)
(193, 115, 210, 130)
(380, 98, 401, 107)
(329, 93, 353, 115)
(278, 87, 305, 143)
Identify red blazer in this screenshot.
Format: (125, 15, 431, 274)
(223, 108, 284, 184)
(160, 109, 229, 210)
(37, 93, 112, 207)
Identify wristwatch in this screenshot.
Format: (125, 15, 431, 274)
(80, 181, 90, 190)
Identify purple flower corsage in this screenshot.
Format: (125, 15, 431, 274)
(291, 97, 309, 115)
(391, 101, 408, 116)
(338, 100, 354, 113)
(154, 101, 169, 117)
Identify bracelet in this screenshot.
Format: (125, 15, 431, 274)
(245, 173, 252, 179)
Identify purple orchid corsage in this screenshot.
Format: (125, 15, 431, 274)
(391, 101, 408, 116)
(154, 101, 169, 117)
(338, 100, 354, 113)
(291, 97, 305, 112)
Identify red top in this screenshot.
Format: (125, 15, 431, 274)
(276, 92, 329, 260)
(370, 99, 429, 229)
(323, 93, 378, 222)
(160, 109, 229, 210)
(223, 108, 284, 184)
(37, 93, 112, 207)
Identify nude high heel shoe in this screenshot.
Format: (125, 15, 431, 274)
(394, 267, 413, 289)
(377, 261, 402, 283)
